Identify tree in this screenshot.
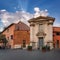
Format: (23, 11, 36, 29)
(0, 34, 8, 48)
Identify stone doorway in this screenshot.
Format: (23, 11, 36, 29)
(38, 37, 44, 49)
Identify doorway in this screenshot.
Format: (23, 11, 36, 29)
(56, 40, 59, 48)
(38, 37, 44, 49)
(22, 40, 26, 48)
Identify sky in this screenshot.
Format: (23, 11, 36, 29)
(0, 0, 60, 31)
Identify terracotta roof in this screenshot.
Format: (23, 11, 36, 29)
(53, 27, 60, 32)
(28, 16, 55, 23)
(15, 21, 30, 31)
(2, 21, 30, 33)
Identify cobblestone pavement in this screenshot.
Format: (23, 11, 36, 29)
(0, 49, 60, 60)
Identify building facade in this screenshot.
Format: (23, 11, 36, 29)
(28, 16, 55, 49)
(2, 21, 30, 49)
(53, 27, 60, 48)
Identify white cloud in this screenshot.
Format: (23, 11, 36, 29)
(0, 9, 33, 31)
(34, 7, 40, 12)
(54, 22, 60, 27)
(0, 9, 6, 12)
(0, 28, 3, 32)
(34, 7, 49, 18)
(0, 8, 49, 29)
(0, 7, 57, 32)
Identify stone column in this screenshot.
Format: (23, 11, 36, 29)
(34, 24, 39, 49)
(30, 22, 35, 46)
(48, 23, 53, 49)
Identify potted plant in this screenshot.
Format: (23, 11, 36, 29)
(42, 46, 46, 52)
(27, 45, 32, 51)
(47, 46, 50, 51)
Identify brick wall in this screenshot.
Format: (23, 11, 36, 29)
(53, 27, 60, 48)
(13, 30, 30, 48)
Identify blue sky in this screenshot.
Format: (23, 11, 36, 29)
(0, 0, 60, 31)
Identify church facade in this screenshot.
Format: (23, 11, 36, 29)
(28, 16, 55, 49)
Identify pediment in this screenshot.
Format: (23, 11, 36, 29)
(28, 16, 55, 23)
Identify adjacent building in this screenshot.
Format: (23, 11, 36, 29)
(2, 21, 30, 49)
(28, 16, 55, 49)
(53, 27, 60, 48)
